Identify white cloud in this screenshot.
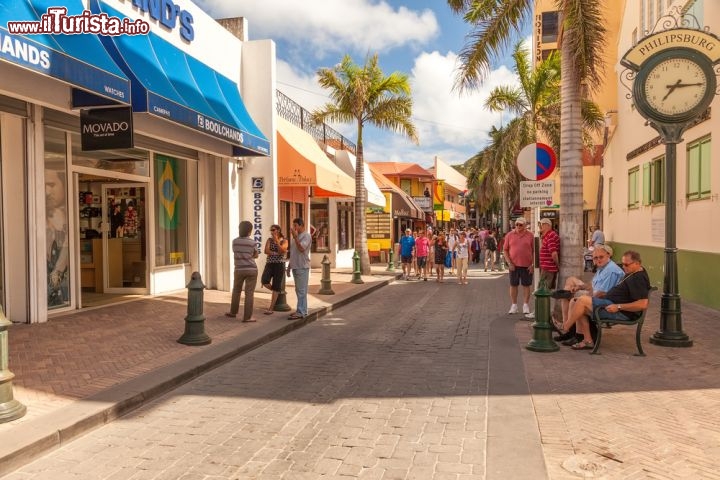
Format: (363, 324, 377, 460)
(196, 0, 438, 56)
(408, 51, 519, 152)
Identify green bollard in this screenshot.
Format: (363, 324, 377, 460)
(0, 306, 26, 423)
(351, 250, 364, 284)
(274, 267, 292, 311)
(318, 254, 335, 295)
(526, 278, 559, 352)
(178, 272, 211, 346)
(385, 249, 395, 272)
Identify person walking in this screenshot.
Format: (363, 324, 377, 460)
(260, 224, 288, 315)
(483, 230, 498, 272)
(288, 217, 311, 319)
(454, 231, 470, 285)
(447, 228, 458, 276)
(503, 218, 534, 314)
(433, 231, 448, 283)
(226, 221, 260, 322)
(415, 228, 430, 281)
(399, 228, 415, 280)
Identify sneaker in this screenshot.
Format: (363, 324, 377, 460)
(553, 331, 574, 342)
(522, 304, 530, 314)
(508, 304, 518, 314)
(524, 312, 535, 319)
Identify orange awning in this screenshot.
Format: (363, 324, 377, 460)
(276, 117, 355, 197)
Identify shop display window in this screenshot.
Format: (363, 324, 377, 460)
(71, 133, 150, 177)
(310, 201, 330, 253)
(44, 127, 71, 309)
(154, 154, 189, 266)
(337, 202, 354, 250)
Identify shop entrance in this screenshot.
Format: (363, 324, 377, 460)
(77, 174, 147, 306)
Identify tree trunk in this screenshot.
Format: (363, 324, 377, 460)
(355, 128, 371, 275)
(559, 33, 585, 282)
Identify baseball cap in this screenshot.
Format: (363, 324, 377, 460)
(539, 218, 552, 226)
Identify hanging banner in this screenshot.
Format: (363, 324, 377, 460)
(433, 180, 445, 210)
(157, 155, 181, 230)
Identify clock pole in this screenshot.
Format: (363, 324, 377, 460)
(649, 124, 692, 347)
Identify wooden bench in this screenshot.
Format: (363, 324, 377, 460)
(590, 287, 657, 356)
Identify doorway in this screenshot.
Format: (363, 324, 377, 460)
(77, 174, 147, 307)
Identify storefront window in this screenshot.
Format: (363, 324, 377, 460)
(338, 202, 354, 250)
(155, 154, 188, 266)
(44, 128, 71, 309)
(71, 135, 149, 177)
(310, 200, 329, 253)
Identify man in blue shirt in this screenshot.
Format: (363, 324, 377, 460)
(399, 228, 416, 281)
(555, 244, 623, 339)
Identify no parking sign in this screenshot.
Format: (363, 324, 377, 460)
(516, 143, 557, 180)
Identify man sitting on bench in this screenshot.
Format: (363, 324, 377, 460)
(567, 250, 652, 350)
(554, 244, 624, 345)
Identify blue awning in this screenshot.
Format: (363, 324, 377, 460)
(92, 1, 269, 156)
(0, 0, 130, 104)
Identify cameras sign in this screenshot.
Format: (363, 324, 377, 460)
(517, 143, 557, 181)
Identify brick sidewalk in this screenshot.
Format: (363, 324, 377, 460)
(517, 299, 720, 479)
(0, 267, 399, 475)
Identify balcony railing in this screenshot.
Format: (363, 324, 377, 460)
(276, 90, 356, 155)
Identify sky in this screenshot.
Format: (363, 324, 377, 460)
(195, 0, 531, 169)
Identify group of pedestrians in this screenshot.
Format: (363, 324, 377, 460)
(399, 225, 504, 285)
(226, 217, 311, 323)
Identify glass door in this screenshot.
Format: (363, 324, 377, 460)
(102, 183, 147, 293)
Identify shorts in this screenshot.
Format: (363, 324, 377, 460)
(261, 262, 285, 292)
(591, 297, 630, 321)
(417, 256, 427, 268)
(509, 266, 533, 287)
(401, 255, 413, 264)
(540, 270, 558, 290)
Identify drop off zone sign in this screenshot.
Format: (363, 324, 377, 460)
(520, 180, 555, 207)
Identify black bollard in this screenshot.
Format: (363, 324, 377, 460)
(274, 267, 292, 311)
(318, 255, 335, 295)
(0, 306, 26, 423)
(526, 278, 559, 352)
(178, 272, 211, 346)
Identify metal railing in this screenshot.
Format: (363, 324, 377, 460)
(276, 90, 356, 155)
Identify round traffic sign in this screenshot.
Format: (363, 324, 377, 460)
(516, 143, 557, 180)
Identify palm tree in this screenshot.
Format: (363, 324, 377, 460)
(313, 54, 419, 275)
(447, 0, 607, 278)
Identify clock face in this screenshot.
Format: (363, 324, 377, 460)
(643, 57, 709, 117)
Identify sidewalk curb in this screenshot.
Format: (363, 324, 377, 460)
(0, 273, 401, 477)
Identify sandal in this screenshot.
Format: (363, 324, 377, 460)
(263, 310, 274, 315)
(571, 341, 594, 350)
(288, 313, 304, 320)
(242, 318, 257, 323)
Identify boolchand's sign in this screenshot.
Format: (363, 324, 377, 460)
(622, 28, 720, 70)
(80, 107, 133, 151)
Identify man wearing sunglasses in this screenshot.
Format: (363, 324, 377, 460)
(503, 217, 534, 314)
(567, 250, 651, 350)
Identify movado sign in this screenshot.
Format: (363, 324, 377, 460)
(80, 107, 134, 151)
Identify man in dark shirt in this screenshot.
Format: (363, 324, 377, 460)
(568, 250, 651, 350)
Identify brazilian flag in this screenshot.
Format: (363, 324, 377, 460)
(157, 154, 180, 230)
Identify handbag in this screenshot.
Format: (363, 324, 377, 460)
(444, 250, 452, 268)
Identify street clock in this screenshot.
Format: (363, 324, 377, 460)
(633, 48, 716, 124)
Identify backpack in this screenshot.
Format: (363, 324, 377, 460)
(485, 236, 497, 251)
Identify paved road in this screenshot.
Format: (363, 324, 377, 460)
(4, 270, 546, 480)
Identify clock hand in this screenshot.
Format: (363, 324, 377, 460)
(662, 79, 682, 101)
(668, 82, 705, 88)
